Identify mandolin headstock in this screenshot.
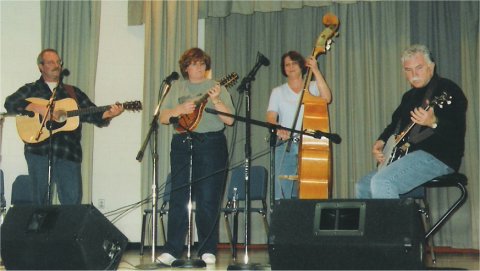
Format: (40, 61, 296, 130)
(218, 72, 239, 88)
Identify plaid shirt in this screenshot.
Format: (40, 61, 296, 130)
(4, 77, 110, 163)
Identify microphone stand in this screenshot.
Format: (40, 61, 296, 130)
(205, 109, 341, 144)
(135, 80, 173, 269)
(205, 107, 341, 212)
(38, 69, 70, 205)
(230, 58, 269, 270)
(268, 126, 277, 213)
(236, 68, 256, 270)
(170, 119, 206, 269)
(35, 75, 62, 205)
(45, 87, 57, 205)
(0, 115, 4, 267)
(237, 62, 264, 94)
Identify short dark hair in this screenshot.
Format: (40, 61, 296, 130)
(178, 48, 211, 79)
(280, 51, 306, 77)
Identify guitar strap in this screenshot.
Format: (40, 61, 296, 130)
(63, 84, 78, 102)
(408, 77, 438, 144)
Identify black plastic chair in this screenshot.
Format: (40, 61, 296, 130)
(139, 174, 172, 255)
(1, 170, 6, 209)
(400, 172, 468, 263)
(222, 166, 269, 260)
(11, 175, 34, 205)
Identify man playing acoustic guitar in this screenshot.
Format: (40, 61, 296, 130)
(4, 48, 124, 205)
(356, 44, 467, 199)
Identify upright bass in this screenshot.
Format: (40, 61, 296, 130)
(291, 13, 339, 199)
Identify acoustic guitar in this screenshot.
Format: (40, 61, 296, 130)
(176, 72, 238, 133)
(377, 91, 451, 171)
(16, 97, 142, 143)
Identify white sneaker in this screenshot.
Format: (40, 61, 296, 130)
(201, 253, 216, 264)
(156, 252, 176, 266)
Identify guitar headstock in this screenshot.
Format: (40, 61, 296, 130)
(218, 72, 239, 88)
(430, 91, 452, 109)
(313, 13, 340, 57)
(122, 101, 143, 112)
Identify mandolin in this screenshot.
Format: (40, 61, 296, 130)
(176, 72, 238, 133)
(16, 97, 142, 143)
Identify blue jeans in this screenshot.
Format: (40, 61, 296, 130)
(356, 150, 453, 199)
(25, 152, 82, 205)
(274, 141, 299, 199)
(165, 131, 228, 258)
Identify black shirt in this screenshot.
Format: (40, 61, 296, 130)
(378, 74, 467, 171)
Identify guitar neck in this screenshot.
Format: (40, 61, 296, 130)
(395, 104, 432, 144)
(67, 105, 111, 118)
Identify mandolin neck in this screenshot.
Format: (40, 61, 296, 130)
(195, 93, 210, 107)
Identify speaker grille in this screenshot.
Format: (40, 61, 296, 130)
(269, 199, 425, 270)
(1, 205, 128, 270)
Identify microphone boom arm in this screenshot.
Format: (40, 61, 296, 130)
(204, 108, 341, 144)
(137, 73, 177, 162)
(237, 62, 263, 93)
(237, 52, 269, 93)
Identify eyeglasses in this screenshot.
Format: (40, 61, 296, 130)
(41, 60, 63, 66)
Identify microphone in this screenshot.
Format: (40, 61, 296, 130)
(165, 72, 179, 85)
(61, 68, 70, 77)
(328, 133, 342, 144)
(153, 72, 179, 117)
(313, 130, 342, 144)
(57, 68, 70, 88)
(204, 108, 216, 114)
(169, 116, 179, 124)
(258, 52, 270, 66)
(237, 52, 270, 93)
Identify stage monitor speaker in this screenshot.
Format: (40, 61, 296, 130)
(1, 204, 128, 270)
(268, 199, 425, 270)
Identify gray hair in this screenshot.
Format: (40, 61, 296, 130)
(401, 44, 434, 65)
(37, 48, 60, 65)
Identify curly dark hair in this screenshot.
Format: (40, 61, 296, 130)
(178, 48, 211, 79)
(280, 51, 306, 77)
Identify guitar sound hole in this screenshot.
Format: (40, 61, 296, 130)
(39, 115, 66, 131)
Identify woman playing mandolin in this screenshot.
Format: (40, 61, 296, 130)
(266, 51, 332, 200)
(157, 47, 235, 266)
